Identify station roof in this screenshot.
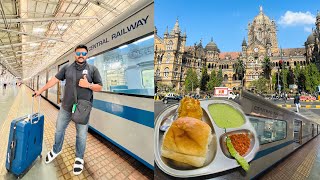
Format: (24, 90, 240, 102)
(0, 0, 138, 78)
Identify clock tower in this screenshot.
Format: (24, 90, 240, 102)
(246, 6, 279, 57)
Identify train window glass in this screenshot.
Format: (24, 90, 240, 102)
(47, 66, 58, 102)
(39, 72, 47, 96)
(141, 69, 154, 88)
(87, 35, 154, 96)
(249, 117, 287, 144)
(58, 62, 69, 104)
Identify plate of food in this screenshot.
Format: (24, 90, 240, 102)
(154, 97, 259, 178)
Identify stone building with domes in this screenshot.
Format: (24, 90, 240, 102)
(305, 12, 320, 70)
(155, 6, 309, 92)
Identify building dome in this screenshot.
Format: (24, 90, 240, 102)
(306, 33, 316, 44)
(252, 6, 272, 26)
(205, 38, 219, 51)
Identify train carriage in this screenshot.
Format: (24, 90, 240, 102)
(25, 0, 154, 170)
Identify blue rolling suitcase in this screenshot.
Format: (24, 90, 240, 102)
(5, 96, 44, 178)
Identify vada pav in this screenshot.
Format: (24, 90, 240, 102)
(161, 117, 212, 167)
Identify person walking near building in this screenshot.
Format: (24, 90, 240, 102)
(34, 44, 103, 175)
(294, 93, 300, 113)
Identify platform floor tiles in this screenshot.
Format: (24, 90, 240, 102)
(0, 86, 153, 180)
(261, 135, 320, 180)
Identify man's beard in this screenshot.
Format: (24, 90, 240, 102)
(76, 58, 85, 64)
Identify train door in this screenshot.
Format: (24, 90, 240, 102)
(312, 124, 314, 137)
(57, 61, 69, 105)
(294, 120, 302, 145)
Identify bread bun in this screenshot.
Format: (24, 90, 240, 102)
(161, 117, 212, 167)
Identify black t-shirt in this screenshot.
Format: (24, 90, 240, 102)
(55, 62, 103, 112)
(294, 95, 300, 104)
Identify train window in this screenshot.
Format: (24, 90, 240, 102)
(249, 117, 287, 144)
(141, 69, 154, 88)
(87, 35, 154, 96)
(47, 65, 58, 103)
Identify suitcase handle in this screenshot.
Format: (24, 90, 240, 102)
(30, 94, 41, 124)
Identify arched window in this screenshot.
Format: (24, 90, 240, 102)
(164, 67, 169, 78)
(166, 53, 171, 63)
(294, 61, 296, 66)
(276, 62, 278, 67)
(174, 68, 179, 78)
(287, 62, 289, 66)
(227, 64, 229, 69)
(167, 40, 173, 50)
(157, 55, 161, 64)
(224, 74, 228, 81)
(156, 69, 160, 77)
(232, 74, 236, 80)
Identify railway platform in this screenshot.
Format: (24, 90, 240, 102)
(260, 134, 320, 180)
(0, 85, 152, 180)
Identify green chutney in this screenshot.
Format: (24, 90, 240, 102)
(208, 104, 245, 128)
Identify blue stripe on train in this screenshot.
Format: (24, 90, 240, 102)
(253, 140, 294, 161)
(92, 99, 154, 128)
(89, 125, 154, 170)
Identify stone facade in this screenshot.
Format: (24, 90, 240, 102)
(155, 6, 308, 92)
(305, 11, 320, 70)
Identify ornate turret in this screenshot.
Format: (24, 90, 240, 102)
(164, 26, 168, 38)
(171, 18, 180, 35)
(242, 38, 247, 46)
(316, 10, 320, 30)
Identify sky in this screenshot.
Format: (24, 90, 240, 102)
(155, 0, 319, 52)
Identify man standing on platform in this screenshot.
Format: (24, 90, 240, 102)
(34, 44, 103, 175)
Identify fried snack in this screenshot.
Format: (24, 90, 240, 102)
(178, 97, 203, 120)
(229, 133, 250, 156)
(161, 117, 212, 167)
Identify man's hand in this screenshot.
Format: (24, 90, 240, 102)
(34, 90, 42, 97)
(79, 75, 90, 88)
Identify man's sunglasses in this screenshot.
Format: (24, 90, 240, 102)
(75, 52, 87, 56)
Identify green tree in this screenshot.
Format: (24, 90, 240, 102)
(216, 69, 223, 86)
(272, 72, 277, 90)
(298, 67, 306, 91)
(294, 63, 301, 84)
(200, 67, 210, 91)
(185, 68, 199, 92)
(251, 77, 269, 94)
(207, 70, 217, 92)
(280, 68, 289, 90)
(305, 64, 320, 93)
(287, 67, 295, 86)
(262, 57, 273, 79)
(234, 58, 245, 80)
